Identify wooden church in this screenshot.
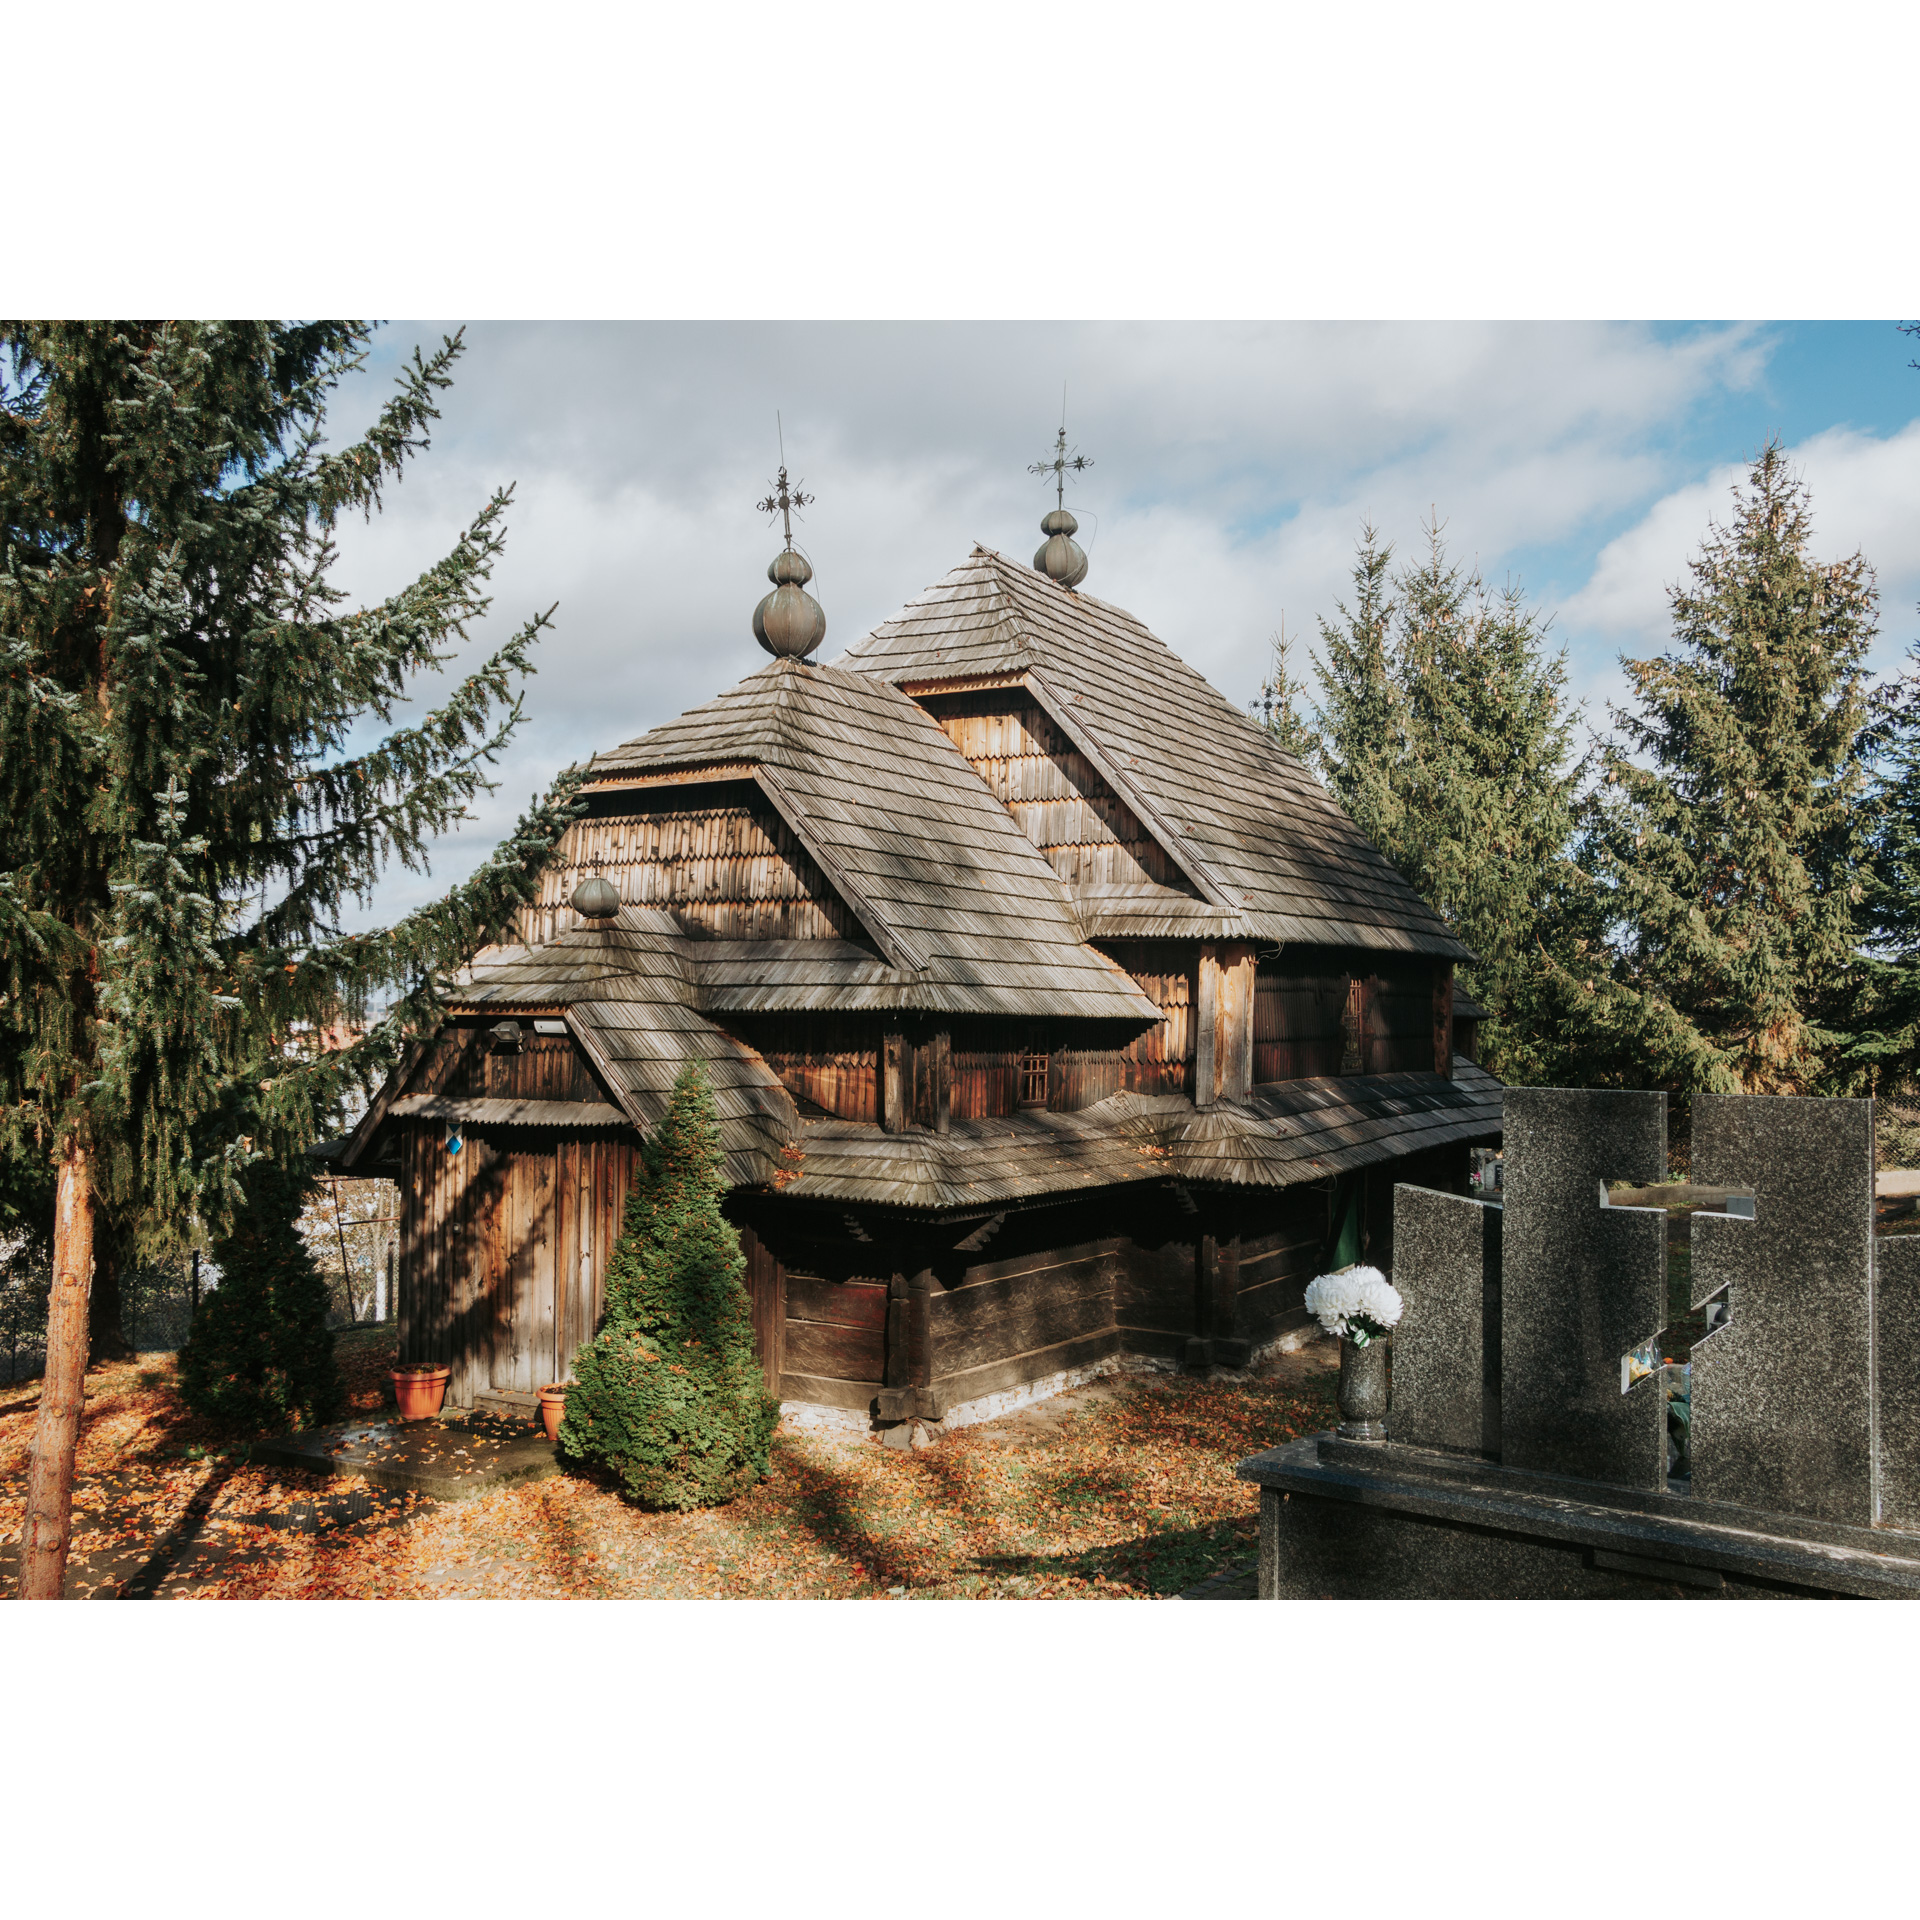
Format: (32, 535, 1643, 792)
(337, 454, 1501, 1433)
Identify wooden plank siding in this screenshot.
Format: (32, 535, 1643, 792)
(396, 1125, 636, 1408)
(722, 950, 1452, 1129)
(1254, 973, 1348, 1083)
(519, 792, 866, 947)
(1255, 966, 1441, 1083)
(1196, 941, 1256, 1106)
(780, 1270, 889, 1410)
(403, 1026, 611, 1105)
(487, 1035, 602, 1101)
(1233, 1202, 1332, 1348)
(1112, 956, 1193, 1096)
(1363, 970, 1448, 1075)
(729, 1013, 879, 1122)
(927, 1240, 1123, 1403)
(924, 692, 1200, 896)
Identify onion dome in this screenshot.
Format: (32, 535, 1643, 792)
(753, 546, 827, 659)
(1034, 507, 1089, 589)
(1028, 422, 1093, 591)
(571, 873, 620, 919)
(754, 458, 825, 660)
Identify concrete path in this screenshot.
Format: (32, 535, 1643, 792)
(252, 1413, 561, 1501)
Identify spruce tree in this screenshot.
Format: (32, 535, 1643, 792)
(177, 1158, 344, 1434)
(1, 323, 582, 1598)
(1311, 522, 1404, 853)
(1313, 519, 1602, 1083)
(560, 1064, 779, 1511)
(1588, 441, 1876, 1099)
(1839, 649, 1920, 1112)
(1253, 618, 1319, 763)
(1842, 333, 1920, 1131)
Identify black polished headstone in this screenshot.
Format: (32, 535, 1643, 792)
(1691, 1095, 1875, 1527)
(1500, 1088, 1668, 1489)
(1391, 1186, 1501, 1456)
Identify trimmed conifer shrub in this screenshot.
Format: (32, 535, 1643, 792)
(178, 1158, 345, 1434)
(559, 1064, 779, 1509)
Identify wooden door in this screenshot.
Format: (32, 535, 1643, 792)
(452, 1138, 504, 1408)
(500, 1149, 558, 1392)
(740, 1223, 785, 1396)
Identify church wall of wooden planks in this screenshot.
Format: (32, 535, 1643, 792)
(383, 1012, 1473, 1415)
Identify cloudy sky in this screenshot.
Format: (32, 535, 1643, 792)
(319, 320, 1920, 927)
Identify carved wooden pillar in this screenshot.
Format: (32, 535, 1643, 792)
(882, 1029, 907, 1133)
(1434, 964, 1455, 1077)
(1195, 942, 1256, 1106)
(1195, 947, 1218, 1108)
(930, 1029, 951, 1135)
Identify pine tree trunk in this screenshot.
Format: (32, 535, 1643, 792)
(19, 1139, 97, 1600)
(88, 1231, 131, 1363)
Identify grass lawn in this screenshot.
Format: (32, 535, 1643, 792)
(0, 1328, 1337, 1600)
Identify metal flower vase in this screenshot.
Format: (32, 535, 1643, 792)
(1337, 1337, 1390, 1441)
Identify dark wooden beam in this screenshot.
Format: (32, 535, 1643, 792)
(882, 1030, 907, 1134)
(931, 1030, 952, 1135)
(885, 1271, 911, 1389)
(1433, 963, 1455, 1078)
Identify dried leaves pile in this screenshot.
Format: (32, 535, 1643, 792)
(1, 1331, 1337, 1601)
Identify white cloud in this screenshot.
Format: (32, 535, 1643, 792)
(1561, 420, 1920, 684)
(313, 320, 1798, 924)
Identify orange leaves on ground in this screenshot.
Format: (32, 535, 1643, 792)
(1, 1342, 1336, 1601)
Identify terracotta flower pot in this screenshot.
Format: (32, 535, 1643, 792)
(391, 1363, 451, 1421)
(538, 1384, 568, 1443)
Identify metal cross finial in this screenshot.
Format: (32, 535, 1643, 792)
(757, 466, 814, 550)
(1029, 424, 1092, 509)
(757, 411, 813, 550)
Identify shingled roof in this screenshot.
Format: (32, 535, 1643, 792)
(344, 909, 798, 1189)
(837, 545, 1470, 960)
(343, 907, 1501, 1205)
(341, 906, 1497, 1205)
(785, 1062, 1502, 1211)
(580, 657, 1160, 1021)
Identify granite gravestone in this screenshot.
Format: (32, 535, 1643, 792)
(1690, 1095, 1875, 1527)
(1500, 1088, 1668, 1489)
(1238, 1088, 1920, 1599)
(1876, 1235, 1920, 1531)
(1390, 1187, 1501, 1457)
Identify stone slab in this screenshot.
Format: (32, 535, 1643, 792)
(253, 1416, 561, 1501)
(473, 1390, 543, 1423)
(1501, 1088, 1669, 1489)
(1875, 1234, 1920, 1530)
(1691, 1095, 1875, 1527)
(1391, 1185, 1501, 1456)
(1240, 1434, 1920, 1600)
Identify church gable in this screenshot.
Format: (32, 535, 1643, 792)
(918, 687, 1201, 900)
(519, 785, 869, 949)
(398, 1021, 614, 1107)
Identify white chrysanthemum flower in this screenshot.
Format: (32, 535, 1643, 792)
(1304, 1265, 1402, 1341)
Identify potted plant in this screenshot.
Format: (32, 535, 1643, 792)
(538, 1382, 569, 1442)
(391, 1361, 451, 1421)
(1302, 1265, 1403, 1441)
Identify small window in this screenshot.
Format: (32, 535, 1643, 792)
(1019, 1048, 1049, 1108)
